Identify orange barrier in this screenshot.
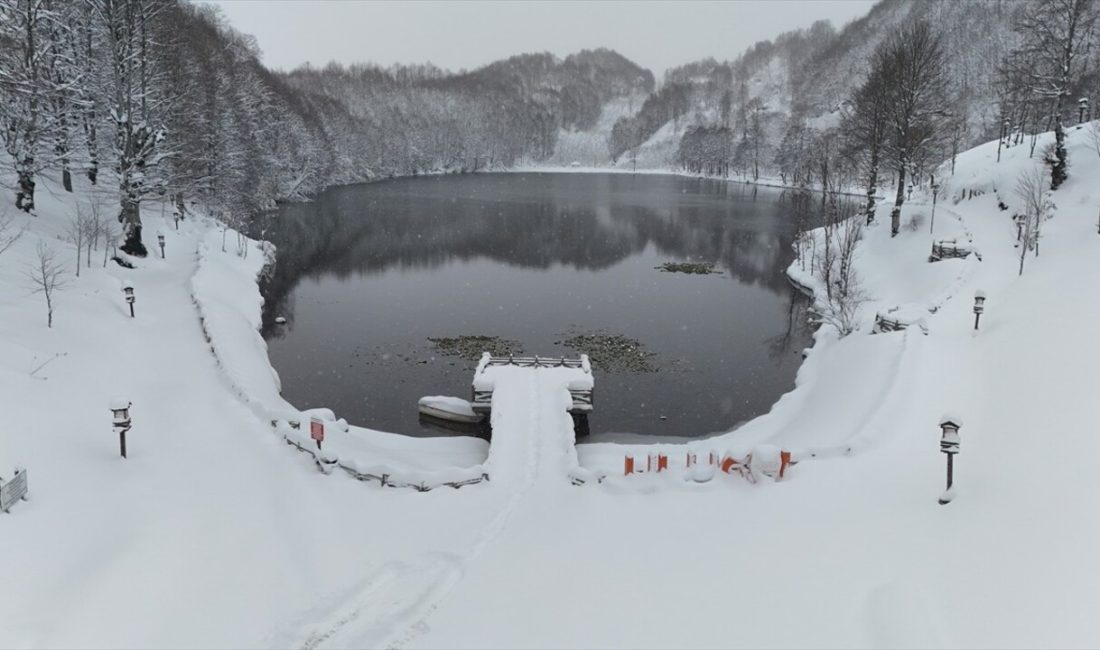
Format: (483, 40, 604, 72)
(618, 449, 789, 482)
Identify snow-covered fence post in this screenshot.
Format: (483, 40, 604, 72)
(122, 281, 135, 318)
(972, 290, 986, 330)
(157, 233, 165, 259)
(938, 416, 962, 505)
(111, 399, 133, 459)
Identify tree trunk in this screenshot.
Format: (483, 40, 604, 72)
(891, 162, 906, 237)
(1051, 119, 1068, 189)
(15, 169, 35, 214)
(119, 198, 147, 257)
(865, 159, 879, 225)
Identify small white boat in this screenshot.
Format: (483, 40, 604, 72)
(418, 396, 484, 424)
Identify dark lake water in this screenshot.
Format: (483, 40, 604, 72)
(257, 172, 814, 440)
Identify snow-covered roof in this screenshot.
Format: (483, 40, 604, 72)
(939, 414, 963, 427)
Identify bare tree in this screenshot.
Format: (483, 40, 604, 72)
(87, 0, 174, 257)
(65, 205, 90, 277)
(745, 98, 767, 182)
(848, 72, 889, 225)
(810, 195, 868, 336)
(0, 0, 75, 213)
(875, 21, 951, 237)
(101, 218, 119, 267)
(1014, 165, 1054, 276)
(26, 240, 67, 327)
(1009, 0, 1099, 189)
(83, 199, 103, 269)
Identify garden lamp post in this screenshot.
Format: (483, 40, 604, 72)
(111, 399, 132, 459)
(938, 416, 961, 505)
(1078, 98, 1089, 125)
(973, 290, 986, 330)
(122, 281, 135, 318)
(157, 233, 165, 259)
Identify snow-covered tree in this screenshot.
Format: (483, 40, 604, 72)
(26, 240, 67, 327)
(0, 0, 74, 212)
(1007, 0, 1099, 189)
(875, 20, 951, 237)
(87, 0, 175, 256)
(843, 65, 890, 224)
(1014, 165, 1054, 276)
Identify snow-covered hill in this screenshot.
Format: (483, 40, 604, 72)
(610, 0, 1024, 173)
(3, 116, 1100, 646)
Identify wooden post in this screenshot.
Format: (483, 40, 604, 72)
(120, 429, 127, 458)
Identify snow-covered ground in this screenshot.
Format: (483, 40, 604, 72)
(3, 123, 1100, 648)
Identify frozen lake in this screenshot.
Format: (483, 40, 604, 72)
(258, 172, 813, 440)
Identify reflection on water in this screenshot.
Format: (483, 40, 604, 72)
(257, 173, 814, 439)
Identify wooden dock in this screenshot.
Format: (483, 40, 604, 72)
(471, 354, 594, 415)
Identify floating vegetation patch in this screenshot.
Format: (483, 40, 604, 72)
(656, 261, 718, 275)
(557, 331, 658, 373)
(427, 335, 523, 361)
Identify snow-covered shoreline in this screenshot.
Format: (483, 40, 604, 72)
(509, 163, 870, 197)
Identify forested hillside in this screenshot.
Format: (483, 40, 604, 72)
(279, 49, 653, 177)
(4, 0, 1096, 258)
(617, 0, 1099, 184)
(0, 0, 650, 255)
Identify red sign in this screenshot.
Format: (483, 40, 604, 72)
(310, 418, 325, 442)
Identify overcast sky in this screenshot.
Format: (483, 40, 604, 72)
(206, 0, 875, 76)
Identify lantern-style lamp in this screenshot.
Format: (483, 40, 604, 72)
(110, 398, 132, 458)
(973, 290, 986, 330)
(938, 415, 962, 505)
(157, 233, 166, 259)
(110, 399, 132, 429)
(1078, 98, 1089, 124)
(122, 281, 135, 318)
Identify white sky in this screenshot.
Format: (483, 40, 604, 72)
(205, 0, 876, 76)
